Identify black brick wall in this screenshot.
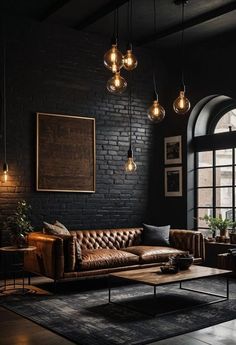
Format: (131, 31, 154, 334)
(0, 16, 166, 245)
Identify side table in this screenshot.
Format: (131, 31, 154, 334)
(0, 246, 36, 294)
(205, 241, 236, 268)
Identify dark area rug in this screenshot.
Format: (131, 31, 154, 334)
(1, 276, 236, 345)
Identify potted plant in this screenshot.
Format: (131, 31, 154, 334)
(5, 200, 34, 248)
(200, 214, 236, 240)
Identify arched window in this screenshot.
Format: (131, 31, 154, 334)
(214, 109, 236, 133)
(187, 95, 236, 235)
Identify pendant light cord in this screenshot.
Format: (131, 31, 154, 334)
(116, 8, 119, 43)
(113, 8, 119, 44)
(128, 0, 133, 47)
(181, 0, 186, 92)
(153, 0, 158, 101)
(129, 84, 132, 149)
(153, 71, 158, 101)
(2, 22, 7, 164)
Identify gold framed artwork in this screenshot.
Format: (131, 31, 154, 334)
(165, 166, 182, 197)
(164, 135, 182, 165)
(36, 112, 96, 192)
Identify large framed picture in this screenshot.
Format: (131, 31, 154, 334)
(164, 135, 182, 165)
(165, 166, 182, 197)
(36, 112, 96, 192)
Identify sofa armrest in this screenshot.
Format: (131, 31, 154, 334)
(169, 229, 205, 262)
(24, 232, 65, 280)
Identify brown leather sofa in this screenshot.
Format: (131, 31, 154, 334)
(24, 227, 205, 282)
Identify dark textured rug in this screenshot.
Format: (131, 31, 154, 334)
(1, 276, 236, 345)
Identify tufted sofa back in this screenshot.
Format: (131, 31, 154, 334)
(69, 228, 143, 250)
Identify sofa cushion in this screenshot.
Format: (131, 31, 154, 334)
(80, 249, 139, 271)
(123, 246, 186, 264)
(43, 221, 70, 236)
(142, 224, 170, 246)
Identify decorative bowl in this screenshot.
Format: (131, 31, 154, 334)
(173, 256, 194, 270)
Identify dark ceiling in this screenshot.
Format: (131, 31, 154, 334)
(2, 0, 236, 48)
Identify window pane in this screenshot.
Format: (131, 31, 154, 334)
(197, 208, 213, 228)
(214, 109, 236, 133)
(216, 187, 232, 207)
(198, 188, 213, 207)
(198, 168, 213, 187)
(216, 167, 232, 186)
(215, 149, 232, 166)
(198, 151, 213, 167)
(216, 208, 233, 220)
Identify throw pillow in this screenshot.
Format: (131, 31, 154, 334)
(54, 220, 70, 234)
(43, 221, 70, 236)
(142, 223, 170, 246)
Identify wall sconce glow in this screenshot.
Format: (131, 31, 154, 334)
(3, 162, 8, 183)
(125, 148, 137, 173)
(104, 44, 123, 72)
(148, 99, 165, 123)
(107, 71, 127, 94)
(173, 90, 190, 114)
(123, 48, 137, 71)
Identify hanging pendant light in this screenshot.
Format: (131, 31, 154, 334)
(107, 71, 127, 94)
(173, 0, 190, 114)
(123, 0, 138, 71)
(147, 0, 165, 123)
(104, 9, 124, 72)
(104, 44, 123, 73)
(2, 33, 8, 183)
(148, 73, 165, 123)
(125, 83, 136, 173)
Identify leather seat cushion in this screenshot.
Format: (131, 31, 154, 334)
(80, 249, 139, 271)
(123, 246, 186, 264)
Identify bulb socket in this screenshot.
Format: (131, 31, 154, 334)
(3, 162, 8, 172)
(127, 147, 133, 158)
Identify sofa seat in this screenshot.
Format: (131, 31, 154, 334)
(80, 249, 139, 271)
(123, 246, 186, 264)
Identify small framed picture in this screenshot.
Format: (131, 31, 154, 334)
(164, 135, 182, 165)
(165, 167, 182, 197)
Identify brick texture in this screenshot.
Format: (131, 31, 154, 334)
(0, 16, 158, 246)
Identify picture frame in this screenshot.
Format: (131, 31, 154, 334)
(165, 166, 182, 197)
(164, 135, 182, 165)
(36, 112, 96, 193)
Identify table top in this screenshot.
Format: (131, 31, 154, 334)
(110, 265, 231, 287)
(0, 246, 36, 253)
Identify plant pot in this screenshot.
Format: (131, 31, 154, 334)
(15, 233, 28, 248)
(230, 233, 236, 244)
(220, 228, 228, 237)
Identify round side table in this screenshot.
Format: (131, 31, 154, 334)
(0, 246, 36, 294)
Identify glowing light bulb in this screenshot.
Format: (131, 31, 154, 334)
(107, 72, 127, 94)
(173, 90, 191, 114)
(125, 157, 137, 172)
(3, 162, 8, 183)
(104, 44, 123, 71)
(123, 49, 138, 71)
(147, 100, 165, 123)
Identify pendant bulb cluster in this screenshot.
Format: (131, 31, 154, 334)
(173, 0, 191, 115)
(147, 0, 165, 123)
(104, 1, 137, 94)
